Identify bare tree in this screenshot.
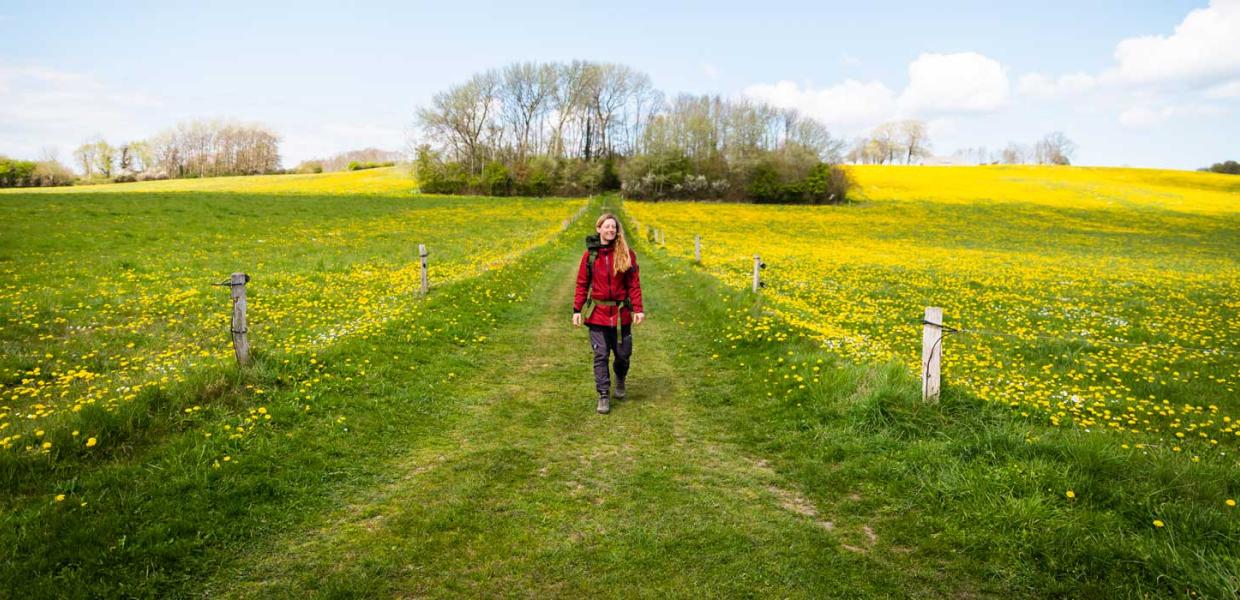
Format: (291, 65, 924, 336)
(789, 111, 844, 162)
(501, 62, 557, 161)
(899, 120, 931, 164)
(1001, 142, 1030, 164)
(548, 61, 590, 159)
(1034, 131, 1076, 165)
(73, 142, 97, 177)
(417, 71, 499, 173)
(870, 122, 901, 164)
(74, 137, 115, 178)
(142, 119, 280, 178)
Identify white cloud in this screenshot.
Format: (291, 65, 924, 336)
(0, 63, 163, 159)
(1204, 80, 1240, 98)
(702, 63, 720, 79)
(1118, 106, 1169, 128)
(1018, 72, 1097, 98)
(1111, 0, 1240, 88)
(742, 52, 1008, 136)
(897, 52, 1010, 114)
(743, 78, 897, 134)
(1118, 102, 1228, 128)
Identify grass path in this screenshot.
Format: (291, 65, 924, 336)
(208, 222, 951, 598)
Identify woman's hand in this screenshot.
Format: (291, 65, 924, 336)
(634, 312, 645, 325)
(572, 313, 582, 327)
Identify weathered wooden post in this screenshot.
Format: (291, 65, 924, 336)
(228, 273, 250, 366)
(752, 255, 762, 293)
(694, 235, 701, 263)
(419, 244, 429, 295)
(922, 306, 943, 403)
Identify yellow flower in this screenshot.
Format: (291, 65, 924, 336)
(1065, 490, 1075, 499)
(55, 494, 65, 502)
(1227, 499, 1236, 507)
(85, 437, 97, 448)
(1153, 519, 1165, 528)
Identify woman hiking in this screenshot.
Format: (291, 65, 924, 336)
(572, 212, 645, 414)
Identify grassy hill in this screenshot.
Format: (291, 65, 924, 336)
(0, 166, 416, 196)
(1, 166, 1236, 597)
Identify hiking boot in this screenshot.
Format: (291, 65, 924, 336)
(614, 379, 626, 400)
(597, 394, 610, 414)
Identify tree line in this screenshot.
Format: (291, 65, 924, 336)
(71, 119, 281, 182)
(412, 60, 852, 203)
(295, 148, 403, 173)
(846, 124, 1076, 166)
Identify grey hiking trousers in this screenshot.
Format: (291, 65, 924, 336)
(588, 324, 632, 397)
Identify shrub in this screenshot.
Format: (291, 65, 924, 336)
(1205, 160, 1239, 175)
(295, 161, 324, 174)
(347, 160, 396, 171)
(0, 157, 37, 188)
(0, 157, 76, 188)
(516, 157, 557, 197)
(478, 161, 513, 196)
(31, 160, 76, 187)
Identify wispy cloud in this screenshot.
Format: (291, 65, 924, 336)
(0, 63, 164, 159)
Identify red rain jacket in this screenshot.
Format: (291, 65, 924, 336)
(573, 244, 644, 327)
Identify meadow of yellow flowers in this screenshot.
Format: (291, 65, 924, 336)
(0, 170, 583, 452)
(628, 165, 1239, 452)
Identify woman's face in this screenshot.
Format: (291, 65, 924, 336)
(597, 218, 618, 243)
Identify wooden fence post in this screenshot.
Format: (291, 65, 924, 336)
(229, 272, 250, 366)
(419, 244, 429, 295)
(752, 255, 762, 293)
(694, 235, 701, 263)
(922, 306, 943, 403)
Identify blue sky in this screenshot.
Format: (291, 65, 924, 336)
(1, 0, 1236, 169)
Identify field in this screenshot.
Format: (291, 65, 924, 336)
(0, 168, 582, 454)
(627, 165, 1239, 451)
(1, 166, 1237, 598)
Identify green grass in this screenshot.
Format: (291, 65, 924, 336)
(0, 189, 580, 458)
(0, 178, 1236, 597)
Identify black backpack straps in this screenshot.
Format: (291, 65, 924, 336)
(583, 248, 599, 319)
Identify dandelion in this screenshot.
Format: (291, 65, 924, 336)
(1153, 520, 1165, 528)
(1227, 499, 1236, 507)
(1065, 490, 1076, 499)
(54, 494, 65, 502)
(628, 167, 1237, 450)
(85, 437, 97, 448)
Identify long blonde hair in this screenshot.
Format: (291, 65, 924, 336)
(596, 212, 632, 274)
